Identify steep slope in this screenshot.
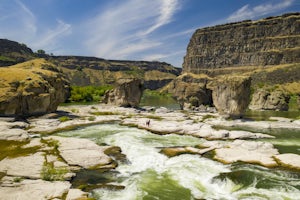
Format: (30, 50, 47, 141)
(183, 13, 300, 72)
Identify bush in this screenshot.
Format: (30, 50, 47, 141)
(68, 85, 113, 102)
(59, 116, 70, 122)
(41, 163, 69, 181)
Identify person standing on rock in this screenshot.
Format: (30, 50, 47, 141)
(146, 119, 150, 127)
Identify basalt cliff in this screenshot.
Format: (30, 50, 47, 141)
(183, 13, 300, 72)
(165, 13, 300, 114)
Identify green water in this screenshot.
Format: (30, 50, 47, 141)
(245, 110, 300, 121)
(140, 91, 180, 110)
(56, 124, 300, 200)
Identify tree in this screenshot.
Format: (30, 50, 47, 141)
(37, 49, 46, 54)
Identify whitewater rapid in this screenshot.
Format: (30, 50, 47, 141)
(57, 124, 300, 200)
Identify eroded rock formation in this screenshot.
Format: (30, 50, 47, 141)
(161, 73, 213, 109)
(0, 59, 70, 116)
(249, 89, 290, 111)
(208, 76, 252, 118)
(104, 78, 144, 107)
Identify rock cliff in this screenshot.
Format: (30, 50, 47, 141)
(183, 13, 300, 72)
(104, 78, 144, 107)
(0, 59, 70, 116)
(208, 76, 252, 118)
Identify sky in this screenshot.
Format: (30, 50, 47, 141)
(0, 0, 299, 67)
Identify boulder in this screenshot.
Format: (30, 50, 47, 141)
(0, 59, 70, 116)
(104, 78, 144, 107)
(161, 73, 213, 109)
(208, 76, 251, 118)
(249, 89, 290, 111)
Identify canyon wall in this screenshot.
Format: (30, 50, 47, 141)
(183, 13, 300, 73)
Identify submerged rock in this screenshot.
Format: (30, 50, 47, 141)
(104, 78, 144, 107)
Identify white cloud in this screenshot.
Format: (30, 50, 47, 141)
(227, 0, 295, 22)
(139, 0, 179, 36)
(32, 19, 72, 51)
(15, 0, 37, 34)
(85, 0, 179, 60)
(142, 50, 185, 61)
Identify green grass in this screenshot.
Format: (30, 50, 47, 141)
(0, 55, 16, 62)
(59, 116, 71, 122)
(88, 116, 96, 121)
(41, 162, 69, 181)
(89, 111, 119, 116)
(288, 94, 299, 111)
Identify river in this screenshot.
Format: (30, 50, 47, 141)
(56, 123, 300, 200)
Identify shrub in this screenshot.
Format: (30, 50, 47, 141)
(88, 116, 96, 121)
(59, 116, 70, 122)
(41, 163, 69, 181)
(68, 85, 113, 102)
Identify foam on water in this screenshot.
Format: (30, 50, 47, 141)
(56, 124, 300, 200)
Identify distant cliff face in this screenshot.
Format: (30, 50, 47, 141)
(50, 56, 181, 90)
(183, 13, 300, 73)
(0, 39, 181, 90)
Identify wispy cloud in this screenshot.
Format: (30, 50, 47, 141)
(15, 0, 37, 34)
(32, 20, 72, 51)
(139, 0, 179, 36)
(227, 0, 295, 22)
(85, 0, 180, 60)
(142, 50, 185, 61)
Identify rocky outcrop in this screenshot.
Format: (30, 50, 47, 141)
(249, 89, 290, 111)
(183, 13, 300, 72)
(208, 76, 251, 118)
(0, 39, 34, 67)
(104, 78, 144, 107)
(0, 59, 70, 116)
(161, 73, 213, 109)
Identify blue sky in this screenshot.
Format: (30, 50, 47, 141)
(0, 0, 299, 67)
